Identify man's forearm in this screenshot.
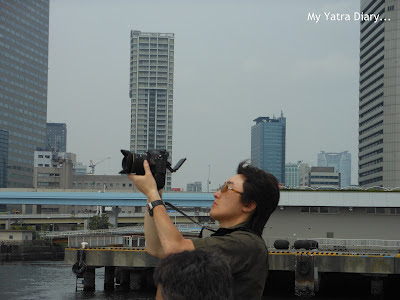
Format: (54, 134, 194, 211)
(144, 211, 165, 258)
(143, 192, 165, 258)
(152, 205, 194, 256)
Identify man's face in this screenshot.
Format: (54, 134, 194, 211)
(211, 174, 247, 224)
(156, 284, 163, 300)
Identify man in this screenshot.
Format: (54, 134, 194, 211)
(153, 249, 233, 300)
(129, 160, 280, 299)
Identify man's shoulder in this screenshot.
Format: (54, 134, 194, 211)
(192, 228, 266, 251)
(229, 229, 267, 248)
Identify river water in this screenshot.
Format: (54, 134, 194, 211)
(0, 261, 386, 300)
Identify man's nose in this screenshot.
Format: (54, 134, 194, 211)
(213, 190, 221, 198)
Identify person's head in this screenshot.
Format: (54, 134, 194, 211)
(153, 249, 233, 300)
(211, 161, 280, 235)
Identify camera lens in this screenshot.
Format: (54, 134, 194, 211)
(119, 150, 146, 174)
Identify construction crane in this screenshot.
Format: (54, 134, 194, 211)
(88, 157, 111, 175)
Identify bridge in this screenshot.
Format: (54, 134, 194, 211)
(1, 189, 399, 207)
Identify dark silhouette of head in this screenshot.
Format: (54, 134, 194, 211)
(153, 249, 233, 300)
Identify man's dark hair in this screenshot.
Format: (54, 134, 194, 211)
(237, 161, 280, 236)
(153, 249, 233, 300)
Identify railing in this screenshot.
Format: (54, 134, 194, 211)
(315, 238, 400, 251)
(68, 235, 125, 248)
(39, 223, 202, 238)
(39, 226, 145, 238)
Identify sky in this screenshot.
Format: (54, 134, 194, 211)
(47, 0, 361, 190)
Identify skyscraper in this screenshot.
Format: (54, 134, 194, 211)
(318, 151, 351, 187)
(0, 1, 50, 187)
(285, 162, 301, 188)
(251, 113, 286, 184)
(358, 1, 400, 188)
(0, 129, 9, 188)
(129, 30, 175, 190)
(46, 123, 67, 152)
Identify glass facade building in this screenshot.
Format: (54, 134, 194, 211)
(0, 0, 49, 187)
(285, 162, 300, 187)
(358, 0, 400, 187)
(318, 151, 351, 187)
(129, 31, 174, 189)
(46, 123, 67, 152)
(0, 129, 9, 188)
(251, 114, 286, 184)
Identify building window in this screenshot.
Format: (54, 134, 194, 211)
(301, 207, 309, 213)
(366, 207, 375, 214)
(376, 207, 385, 214)
(319, 207, 329, 213)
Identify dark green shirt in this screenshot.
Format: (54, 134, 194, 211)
(192, 223, 268, 300)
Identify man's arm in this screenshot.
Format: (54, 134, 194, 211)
(128, 160, 194, 258)
(143, 190, 166, 258)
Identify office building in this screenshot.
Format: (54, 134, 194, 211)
(299, 163, 311, 187)
(251, 113, 286, 184)
(285, 162, 301, 187)
(301, 167, 340, 188)
(0, 1, 50, 187)
(318, 151, 351, 187)
(187, 181, 202, 192)
(46, 123, 67, 152)
(33, 150, 74, 189)
(0, 129, 9, 188)
(358, 0, 400, 187)
(74, 162, 87, 176)
(129, 30, 175, 190)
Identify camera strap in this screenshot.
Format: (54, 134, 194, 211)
(163, 201, 218, 235)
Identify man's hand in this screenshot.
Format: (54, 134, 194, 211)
(128, 160, 160, 201)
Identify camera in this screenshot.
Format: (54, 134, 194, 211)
(119, 149, 186, 189)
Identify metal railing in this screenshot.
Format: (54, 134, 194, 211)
(315, 238, 400, 251)
(39, 223, 202, 238)
(68, 235, 125, 248)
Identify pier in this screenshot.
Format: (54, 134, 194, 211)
(64, 246, 400, 297)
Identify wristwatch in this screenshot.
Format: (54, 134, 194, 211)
(147, 200, 165, 216)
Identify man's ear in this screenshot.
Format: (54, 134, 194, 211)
(242, 201, 256, 213)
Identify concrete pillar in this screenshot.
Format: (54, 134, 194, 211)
(32, 205, 40, 214)
(130, 269, 143, 290)
(83, 267, 95, 291)
(5, 220, 10, 230)
(107, 206, 121, 228)
(371, 277, 384, 296)
(104, 266, 115, 291)
(119, 268, 130, 290)
(294, 254, 318, 297)
(83, 219, 89, 230)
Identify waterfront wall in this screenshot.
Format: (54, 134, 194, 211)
(0, 244, 65, 261)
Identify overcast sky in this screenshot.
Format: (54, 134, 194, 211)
(47, 0, 361, 190)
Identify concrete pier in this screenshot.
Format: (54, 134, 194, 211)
(65, 247, 400, 296)
(83, 267, 95, 291)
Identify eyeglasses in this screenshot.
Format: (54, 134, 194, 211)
(219, 182, 243, 195)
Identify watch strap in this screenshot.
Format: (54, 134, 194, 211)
(147, 200, 165, 216)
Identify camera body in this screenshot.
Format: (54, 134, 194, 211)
(119, 149, 186, 190)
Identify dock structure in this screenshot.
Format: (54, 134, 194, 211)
(64, 247, 400, 297)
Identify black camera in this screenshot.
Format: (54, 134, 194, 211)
(119, 149, 186, 189)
